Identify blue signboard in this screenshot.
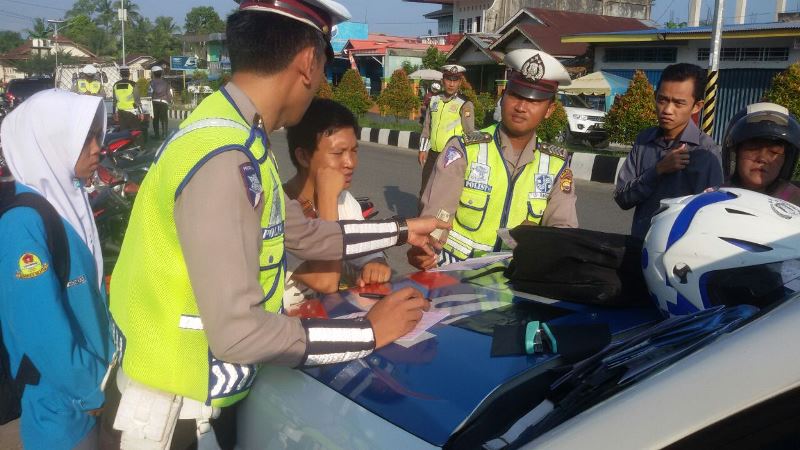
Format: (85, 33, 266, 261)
(330, 21, 368, 55)
(170, 56, 198, 71)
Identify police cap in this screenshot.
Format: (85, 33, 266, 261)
(504, 49, 571, 100)
(441, 64, 466, 80)
(234, 0, 352, 60)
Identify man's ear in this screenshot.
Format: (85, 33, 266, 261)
(294, 147, 312, 169)
(543, 99, 557, 119)
(692, 99, 704, 116)
(296, 46, 321, 88)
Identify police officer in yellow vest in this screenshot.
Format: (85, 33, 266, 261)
(418, 64, 475, 197)
(103, 1, 448, 448)
(112, 65, 141, 132)
(409, 49, 579, 270)
(76, 64, 103, 96)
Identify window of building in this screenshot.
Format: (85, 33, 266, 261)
(459, 19, 465, 33)
(603, 47, 678, 63)
(467, 17, 473, 33)
(475, 16, 481, 32)
(697, 47, 789, 62)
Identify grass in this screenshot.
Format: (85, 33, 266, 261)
(359, 114, 422, 133)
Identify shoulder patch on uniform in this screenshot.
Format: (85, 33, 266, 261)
(239, 162, 263, 208)
(16, 253, 49, 279)
(559, 168, 574, 193)
(463, 131, 493, 145)
(539, 142, 570, 160)
(443, 145, 464, 168)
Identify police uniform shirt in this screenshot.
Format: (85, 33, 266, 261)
(420, 93, 476, 142)
(420, 128, 578, 228)
(173, 83, 358, 366)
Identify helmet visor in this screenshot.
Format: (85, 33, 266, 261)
(705, 258, 800, 308)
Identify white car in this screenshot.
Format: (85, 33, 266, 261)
(237, 265, 800, 449)
(558, 93, 608, 149)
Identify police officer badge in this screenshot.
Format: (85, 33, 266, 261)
(535, 173, 553, 195)
(466, 162, 491, 192)
(521, 54, 545, 83)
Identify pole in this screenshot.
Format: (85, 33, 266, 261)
(701, 0, 724, 136)
(47, 19, 65, 87)
(120, 0, 126, 65)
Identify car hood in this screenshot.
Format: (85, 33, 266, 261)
(564, 106, 605, 117)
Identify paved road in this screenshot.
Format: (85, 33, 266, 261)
(267, 130, 633, 276)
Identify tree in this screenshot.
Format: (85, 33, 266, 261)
(401, 60, 419, 75)
(149, 16, 182, 62)
(537, 101, 569, 143)
(185, 6, 225, 35)
(764, 62, 800, 120)
(64, 14, 101, 50)
(14, 52, 77, 77)
(333, 69, 372, 117)
(422, 46, 447, 70)
(125, 16, 153, 56)
(26, 18, 51, 39)
(66, 0, 97, 18)
(95, 0, 116, 33)
(316, 80, 333, 99)
(378, 69, 420, 119)
(460, 79, 496, 128)
(113, 0, 141, 22)
(0, 31, 23, 53)
(604, 70, 658, 145)
(665, 20, 688, 29)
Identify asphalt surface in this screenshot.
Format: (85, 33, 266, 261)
(267, 130, 633, 276)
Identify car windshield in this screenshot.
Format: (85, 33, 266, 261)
(9, 79, 52, 98)
(558, 93, 591, 109)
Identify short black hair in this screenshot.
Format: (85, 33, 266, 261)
(657, 63, 707, 102)
(286, 98, 358, 169)
(227, 11, 327, 75)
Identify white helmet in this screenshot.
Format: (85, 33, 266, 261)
(81, 64, 97, 75)
(431, 82, 441, 92)
(643, 187, 800, 317)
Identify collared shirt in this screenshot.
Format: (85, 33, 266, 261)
(614, 120, 722, 239)
(420, 125, 578, 228)
(149, 78, 172, 103)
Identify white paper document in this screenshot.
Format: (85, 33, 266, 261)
(428, 252, 513, 272)
(333, 310, 448, 343)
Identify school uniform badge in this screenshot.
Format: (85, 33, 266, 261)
(239, 163, 263, 208)
(16, 253, 48, 279)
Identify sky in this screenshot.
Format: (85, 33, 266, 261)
(0, 0, 796, 36)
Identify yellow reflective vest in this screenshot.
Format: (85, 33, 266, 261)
(429, 94, 466, 153)
(443, 124, 567, 261)
(77, 79, 102, 95)
(110, 91, 285, 407)
(113, 80, 136, 111)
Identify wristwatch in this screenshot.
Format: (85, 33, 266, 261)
(393, 216, 408, 246)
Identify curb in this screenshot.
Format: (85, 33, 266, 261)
(357, 127, 625, 184)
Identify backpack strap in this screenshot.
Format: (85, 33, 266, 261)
(0, 184, 71, 288)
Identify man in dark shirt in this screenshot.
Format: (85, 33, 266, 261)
(614, 63, 723, 238)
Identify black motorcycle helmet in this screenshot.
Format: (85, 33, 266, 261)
(722, 102, 800, 186)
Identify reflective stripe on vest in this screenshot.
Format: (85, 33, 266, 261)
(114, 82, 136, 110)
(110, 90, 286, 407)
(442, 124, 566, 262)
(430, 95, 465, 153)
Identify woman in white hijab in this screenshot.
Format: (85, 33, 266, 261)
(0, 89, 113, 450)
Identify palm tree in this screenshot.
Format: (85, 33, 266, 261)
(154, 16, 180, 35)
(94, 0, 115, 33)
(26, 18, 51, 39)
(112, 0, 141, 22)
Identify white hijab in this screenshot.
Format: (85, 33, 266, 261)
(1, 89, 106, 286)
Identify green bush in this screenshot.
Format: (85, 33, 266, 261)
(377, 69, 420, 119)
(764, 62, 800, 120)
(334, 69, 372, 116)
(604, 70, 658, 145)
(136, 78, 150, 99)
(538, 101, 569, 144)
(316, 80, 334, 99)
(460, 80, 496, 128)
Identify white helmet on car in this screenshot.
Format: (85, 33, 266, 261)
(643, 187, 800, 317)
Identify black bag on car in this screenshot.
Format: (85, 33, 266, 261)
(503, 225, 650, 307)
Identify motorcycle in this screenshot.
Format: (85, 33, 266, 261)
(356, 197, 379, 219)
